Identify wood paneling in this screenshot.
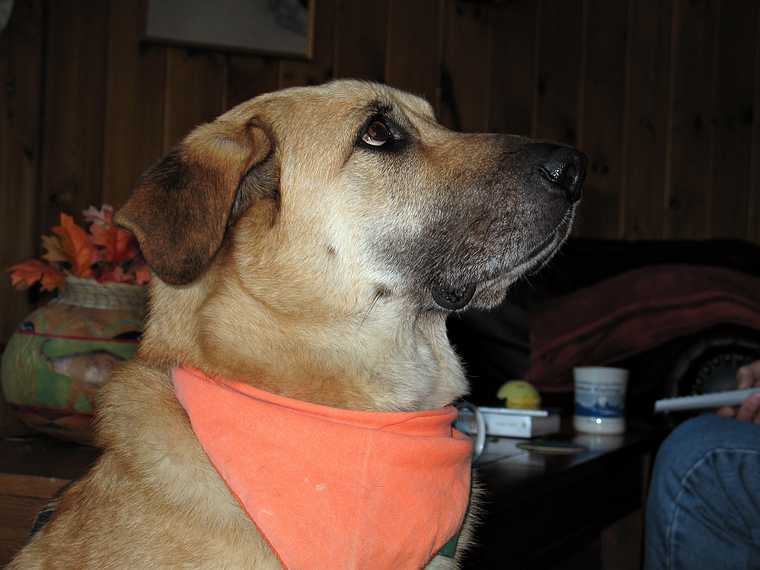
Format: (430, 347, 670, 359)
(488, 0, 538, 136)
(101, 0, 166, 208)
(751, 8, 760, 244)
(664, 0, 719, 239)
(39, 1, 109, 231)
(162, 48, 226, 149)
(709, 0, 758, 238)
(574, 0, 629, 238)
(534, 0, 584, 145)
(2, 0, 760, 346)
(226, 55, 280, 110)
(439, 1, 491, 132)
(621, 0, 673, 240)
(0, 0, 44, 344)
(333, 0, 388, 82)
(385, 0, 443, 110)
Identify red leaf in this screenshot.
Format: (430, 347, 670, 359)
(52, 214, 98, 278)
(97, 266, 132, 284)
(9, 259, 65, 292)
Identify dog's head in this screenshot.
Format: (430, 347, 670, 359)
(116, 80, 583, 408)
(118, 80, 584, 315)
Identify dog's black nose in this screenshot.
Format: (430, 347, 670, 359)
(536, 145, 587, 203)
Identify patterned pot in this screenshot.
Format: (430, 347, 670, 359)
(1, 277, 145, 444)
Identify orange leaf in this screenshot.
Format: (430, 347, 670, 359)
(133, 263, 151, 285)
(97, 266, 132, 284)
(9, 259, 65, 292)
(52, 213, 97, 278)
(91, 223, 138, 265)
(41, 234, 68, 263)
(41, 267, 66, 292)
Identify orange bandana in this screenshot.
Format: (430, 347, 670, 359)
(172, 367, 472, 570)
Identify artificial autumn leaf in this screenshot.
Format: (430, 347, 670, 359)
(83, 204, 114, 227)
(7, 205, 149, 291)
(97, 266, 132, 284)
(41, 234, 68, 263)
(52, 213, 98, 278)
(133, 263, 151, 285)
(90, 222, 138, 265)
(9, 259, 65, 292)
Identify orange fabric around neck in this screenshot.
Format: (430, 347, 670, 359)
(172, 367, 472, 570)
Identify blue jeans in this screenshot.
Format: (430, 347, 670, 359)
(644, 414, 760, 570)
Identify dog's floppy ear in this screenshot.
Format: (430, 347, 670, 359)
(116, 119, 273, 285)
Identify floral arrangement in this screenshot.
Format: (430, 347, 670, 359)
(9, 205, 150, 292)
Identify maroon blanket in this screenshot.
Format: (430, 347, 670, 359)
(527, 265, 760, 392)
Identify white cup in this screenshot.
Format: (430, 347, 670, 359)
(573, 367, 629, 435)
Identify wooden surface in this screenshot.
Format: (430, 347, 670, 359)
(0, 1, 43, 346)
(38, 1, 110, 234)
(620, 0, 673, 240)
(0, 435, 99, 566)
(665, 0, 718, 240)
(2, 0, 760, 345)
(463, 425, 658, 569)
(574, 0, 629, 239)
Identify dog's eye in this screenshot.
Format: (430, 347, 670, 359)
(362, 120, 392, 147)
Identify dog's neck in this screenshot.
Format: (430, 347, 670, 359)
(139, 276, 468, 412)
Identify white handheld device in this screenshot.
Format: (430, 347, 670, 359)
(654, 388, 760, 413)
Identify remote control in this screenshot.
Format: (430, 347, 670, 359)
(654, 388, 760, 413)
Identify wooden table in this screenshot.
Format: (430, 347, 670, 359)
(0, 435, 98, 565)
(0, 423, 660, 568)
(462, 422, 661, 569)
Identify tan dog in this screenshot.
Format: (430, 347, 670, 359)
(9, 80, 584, 569)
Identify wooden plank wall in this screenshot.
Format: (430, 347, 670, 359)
(1, 0, 760, 341)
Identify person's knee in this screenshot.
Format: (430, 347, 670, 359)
(646, 414, 760, 569)
(652, 414, 760, 493)
(655, 415, 720, 475)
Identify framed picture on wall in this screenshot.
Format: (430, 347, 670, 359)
(143, 0, 314, 59)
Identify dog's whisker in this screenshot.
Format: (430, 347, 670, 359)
(359, 290, 383, 330)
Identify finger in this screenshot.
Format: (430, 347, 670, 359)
(736, 393, 760, 422)
(717, 406, 737, 418)
(747, 360, 760, 387)
(737, 366, 754, 390)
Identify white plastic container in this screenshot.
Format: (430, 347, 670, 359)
(573, 367, 629, 435)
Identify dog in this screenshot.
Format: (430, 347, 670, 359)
(9, 80, 584, 569)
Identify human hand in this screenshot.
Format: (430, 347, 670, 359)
(717, 360, 760, 423)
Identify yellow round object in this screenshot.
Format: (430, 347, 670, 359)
(496, 380, 541, 410)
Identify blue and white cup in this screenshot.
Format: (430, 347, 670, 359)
(573, 367, 629, 435)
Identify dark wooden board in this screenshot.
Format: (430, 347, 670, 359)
(0, 0, 44, 345)
(574, 0, 629, 239)
(488, 0, 538, 136)
(39, 1, 110, 229)
(709, 0, 758, 239)
(664, 0, 718, 239)
(620, 0, 673, 240)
